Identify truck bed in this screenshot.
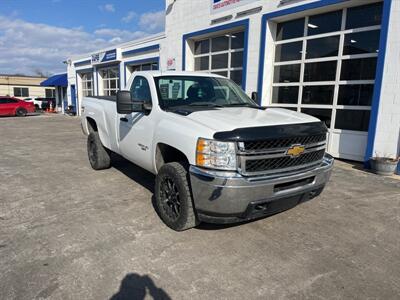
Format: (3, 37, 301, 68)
(82, 96, 119, 153)
(86, 95, 116, 102)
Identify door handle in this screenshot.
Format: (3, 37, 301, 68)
(120, 117, 128, 122)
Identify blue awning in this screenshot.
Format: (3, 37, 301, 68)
(40, 73, 68, 87)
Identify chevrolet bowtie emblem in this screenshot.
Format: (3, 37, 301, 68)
(286, 145, 305, 157)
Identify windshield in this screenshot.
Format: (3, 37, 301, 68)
(154, 76, 258, 110)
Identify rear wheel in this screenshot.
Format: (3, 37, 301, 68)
(87, 132, 111, 170)
(155, 162, 199, 231)
(15, 108, 27, 117)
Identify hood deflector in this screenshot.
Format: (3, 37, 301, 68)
(213, 122, 327, 142)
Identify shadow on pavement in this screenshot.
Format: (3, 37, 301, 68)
(111, 153, 155, 193)
(110, 273, 171, 300)
(0, 112, 43, 118)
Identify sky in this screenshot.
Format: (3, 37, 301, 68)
(0, 0, 165, 76)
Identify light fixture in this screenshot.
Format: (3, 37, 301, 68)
(307, 23, 318, 29)
(350, 39, 357, 43)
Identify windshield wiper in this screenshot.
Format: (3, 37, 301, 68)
(188, 102, 224, 108)
(223, 103, 260, 108)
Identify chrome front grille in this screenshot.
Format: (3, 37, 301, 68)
(237, 135, 327, 176)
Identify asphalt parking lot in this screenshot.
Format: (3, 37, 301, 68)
(0, 115, 399, 300)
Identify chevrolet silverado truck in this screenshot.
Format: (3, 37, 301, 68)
(81, 71, 333, 231)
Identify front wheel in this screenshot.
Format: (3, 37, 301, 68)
(155, 162, 199, 231)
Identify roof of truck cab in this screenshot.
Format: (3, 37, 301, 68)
(132, 71, 225, 78)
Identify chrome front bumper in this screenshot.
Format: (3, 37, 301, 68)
(189, 154, 334, 223)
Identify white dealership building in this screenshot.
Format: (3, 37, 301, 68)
(63, 0, 399, 168)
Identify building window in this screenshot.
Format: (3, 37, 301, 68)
(129, 61, 158, 73)
(81, 73, 93, 97)
(193, 31, 245, 86)
(13, 87, 29, 97)
(45, 89, 55, 98)
(271, 2, 383, 132)
(100, 67, 119, 96)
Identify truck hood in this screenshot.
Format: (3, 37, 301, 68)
(183, 107, 320, 132)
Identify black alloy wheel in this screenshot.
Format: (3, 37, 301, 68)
(155, 162, 199, 231)
(159, 176, 181, 221)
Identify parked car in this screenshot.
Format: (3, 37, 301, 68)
(25, 97, 55, 110)
(0, 96, 35, 117)
(23, 97, 41, 109)
(81, 71, 334, 231)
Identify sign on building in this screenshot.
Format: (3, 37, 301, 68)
(210, 0, 260, 14)
(91, 49, 118, 65)
(167, 58, 176, 70)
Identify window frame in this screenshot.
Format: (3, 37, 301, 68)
(130, 75, 152, 104)
(128, 62, 159, 73)
(13, 87, 29, 97)
(45, 89, 56, 98)
(193, 31, 245, 86)
(100, 67, 120, 96)
(270, 4, 382, 134)
(80, 72, 94, 97)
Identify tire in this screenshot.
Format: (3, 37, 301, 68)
(15, 108, 27, 117)
(155, 162, 199, 231)
(87, 132, 111, 170)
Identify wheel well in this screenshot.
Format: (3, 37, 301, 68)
(86, 117, 98, 133)
(156, 143, 189, 172)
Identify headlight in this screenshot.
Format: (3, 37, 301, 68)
(196, 138, 237, 171)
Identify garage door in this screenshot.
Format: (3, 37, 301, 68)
(268, 2, 383, 161)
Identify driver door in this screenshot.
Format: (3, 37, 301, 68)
(117, 76, 155, 171)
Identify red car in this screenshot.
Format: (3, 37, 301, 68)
(0, 96, 35, 117)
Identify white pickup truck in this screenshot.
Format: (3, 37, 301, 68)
(81, 71, 333, 231)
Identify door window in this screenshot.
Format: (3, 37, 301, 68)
(0, 98, 17, 104)
(130, 76, 152, 103)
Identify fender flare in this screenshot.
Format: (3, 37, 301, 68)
(85, 116, 111, 149)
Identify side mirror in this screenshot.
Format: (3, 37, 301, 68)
(132, 100, 152, 115)
(251, 91, 258, 103)
(117, 91, 133, 114)
(142, 101, 152, 112)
